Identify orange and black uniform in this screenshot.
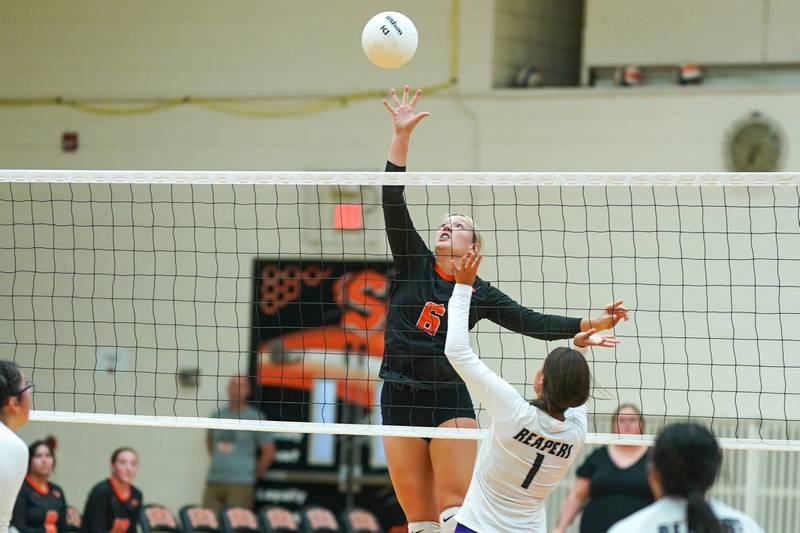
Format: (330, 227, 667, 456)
(380, 161, 583, 427)
(12, 476, 68, 533)
(80, 480, 142, 533)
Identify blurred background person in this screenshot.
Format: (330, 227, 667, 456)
(203, 376, 275, 511)
(1, 361, 33, 533)
(555, 404, 652, 533)
(81, 448, 142, 533)
(12, 439, 68, 533)
(609, 422, 763, 533)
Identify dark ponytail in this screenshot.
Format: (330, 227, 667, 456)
(0, 360, 23, 411)
(652, 423, 723, 533)
(686, 489, 721, 533)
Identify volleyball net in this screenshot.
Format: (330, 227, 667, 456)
(2, 170, 799, 451)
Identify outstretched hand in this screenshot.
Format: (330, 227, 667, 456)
(383, 85, 430, 136)
(584, 300, 629, 332)
(452, 250, 482, 286)
(573, 328, 620, 349)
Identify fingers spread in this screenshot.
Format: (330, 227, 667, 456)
(410, 88, 422, 107)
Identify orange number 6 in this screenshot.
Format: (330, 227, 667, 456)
(416, 302, 445, 336)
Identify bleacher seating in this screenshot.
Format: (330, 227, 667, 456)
(179, 505, 221, 533)
(257, 505, 300, 533)
(298, 507, 340, 533)
(66, 506, 81, 533)
(220, 507, 261, 533)
(339, 509, 382, 533)
(140, 504, 182, 533)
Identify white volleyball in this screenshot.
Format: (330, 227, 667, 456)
(361, 11, 418, 69)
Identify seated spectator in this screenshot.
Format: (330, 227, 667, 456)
(81, 448, 142, 533)
(203, 376, 275, 511)
(12, 439, 68, 533)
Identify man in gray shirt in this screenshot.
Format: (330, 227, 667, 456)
(203, 376, 275, 511)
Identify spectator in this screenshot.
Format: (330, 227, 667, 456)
(81, 448, 142, 533)
(1, 360, 33, 533)
(12, 439, 68, 533)
(555, 404, 653, 533)
(609, 423, 764, 532)
(203, 376, 275, 511)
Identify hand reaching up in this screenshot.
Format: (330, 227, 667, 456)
(452, 250, 482, 286)
(383, 85, 430, 136)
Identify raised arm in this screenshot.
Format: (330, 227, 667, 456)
(382, 86, 431, 265)
(447, 253, 620, 420)
(445, 282, 527, 420)
(482, 287, 629, 339)
(481, 286, 583, 341)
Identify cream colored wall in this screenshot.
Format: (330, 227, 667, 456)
(583, 0, 800, 68)
(3, 86, 800, 172)
(3, 0, 800, 522)
(17, 421, 209, 516)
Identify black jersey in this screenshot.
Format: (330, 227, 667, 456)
(380, 161, 583, 388)
(12, 476, 68, 533)
(81, 480, 142, 533)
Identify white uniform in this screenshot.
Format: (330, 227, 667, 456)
(0, 421, 28, 533)
(608, 496, 765, 533)
(444, 284, 588, 533)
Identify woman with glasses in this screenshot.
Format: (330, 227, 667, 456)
(1, 360, 34, 533)
(13, 439, 69, 533)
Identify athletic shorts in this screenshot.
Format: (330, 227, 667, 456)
(454, 525, 478, 533)
(380, 381, 476, 430)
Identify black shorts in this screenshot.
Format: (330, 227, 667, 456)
(380, 381, 476, 430)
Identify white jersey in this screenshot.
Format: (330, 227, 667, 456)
(444, 284, 588, 533)
(0, 421, 28, 533)
(608, 497, 764, 533)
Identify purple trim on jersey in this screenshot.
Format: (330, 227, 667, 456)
(454, 524, 478, 533)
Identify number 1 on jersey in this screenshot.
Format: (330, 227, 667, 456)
(416, 302, 445, 336)
(521, 452, 545, 489)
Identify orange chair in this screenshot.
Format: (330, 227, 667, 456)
(339, 509, 382, 533)
(298, 506, 340, 533)
(258, 506, 300, 533)
(219, 507, 260, 533)
(140, 505, 181, 533)
(66, 506, 82, 533)
(179, 506, 221, 533)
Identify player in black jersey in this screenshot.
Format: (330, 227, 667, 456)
(81, 448, 142, 533)
(12, 440, 68, 533)
(379, 86, 629, 533)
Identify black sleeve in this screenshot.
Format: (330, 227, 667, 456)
(81, 486, 108, 533)
(57, 490, 69, 533)
(127, 490, 142, 533)
(575, 448, 601, 479)
(11, 488, 35, 533)
(382, 161, 430, 270)
(479, 284, 583, 341)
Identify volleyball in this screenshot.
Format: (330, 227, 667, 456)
(361, 11, 418, 69)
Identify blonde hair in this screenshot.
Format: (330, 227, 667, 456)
(446, 213, 483, 250)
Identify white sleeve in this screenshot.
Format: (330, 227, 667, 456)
(445, 283, 527, 420)
(564, 341, 589, 431)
